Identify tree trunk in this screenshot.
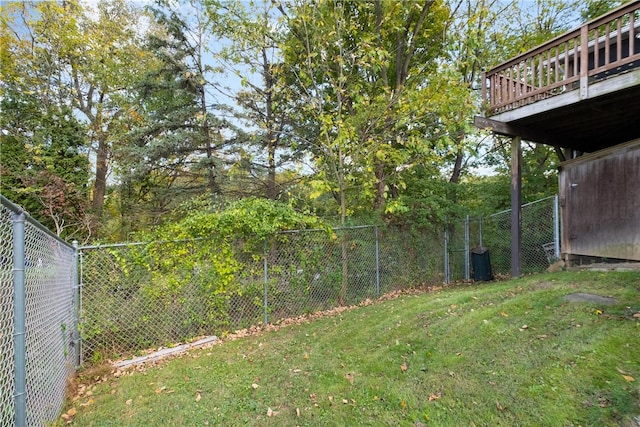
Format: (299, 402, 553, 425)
(264, 48, 278, 200)
(373, 159, 386, 211)
(339, 147, 348, 306)
(91, 136, 108, 224)
(449, 147, 464, 184)
(267, 134, 277, 199)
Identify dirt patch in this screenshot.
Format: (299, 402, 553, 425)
(563, 292, 618, 305)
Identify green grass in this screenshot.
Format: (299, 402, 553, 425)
(58, 270, 640, 426)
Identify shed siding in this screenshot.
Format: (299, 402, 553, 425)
(559, 139, 640, 261)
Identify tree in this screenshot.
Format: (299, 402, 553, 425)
(280, 0, 456, 222)
(205, 0, 298, 200)
(0, 91, 91, 239)
(1, 1, 92, 239)
(2, 0, 153, 233)
(580, 0, 628, 21)
(114, 0, 238, 231)
(66, 0, 151, 226)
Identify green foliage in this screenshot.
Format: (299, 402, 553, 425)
(80, 198, 331, 360)
(280, 0, 462, 220)
(140, 198, 329, 299)
(580, 0, 628, 21)
(0, 89, 90, 238)
(155, 197, 329, 240)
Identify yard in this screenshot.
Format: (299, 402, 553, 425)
(57, 270, 640, 426)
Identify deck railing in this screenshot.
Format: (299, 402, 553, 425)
(482, 1, 640, 115)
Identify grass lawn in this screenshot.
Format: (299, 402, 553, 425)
(58, 270, 640, 426)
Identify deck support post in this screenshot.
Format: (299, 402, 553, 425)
(511, 136, 522, 277)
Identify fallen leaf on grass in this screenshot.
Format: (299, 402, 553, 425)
(622, 375, 635, 382)
(632, 312, 640, 318)
(155, 386, 166, 394)
(296, 407, 301, 417)
(196, 392, 202, 402)
(125, 399, 132, 406)
(61, 407, 76, 423)
(266, 407, 279, 417)
(496, 401, 505, 411)
(251, 383, 259, 390)
(400, 362, 408, 373)
(345, 372, 355, 384)
(80, 399, 94, 407)
(500, 311, 508, 317)
(428, 393, 441, 401)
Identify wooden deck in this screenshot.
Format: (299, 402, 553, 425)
(477, 1, 640, 153)
(483, 1, 640, 115)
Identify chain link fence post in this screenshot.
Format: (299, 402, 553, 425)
(12, 212, 26, 427)
(78, 247, 84, 367)
(444, 227, 450, 284)
(263, 239, 268, 326)
(464, 215, 470, 280)
(72, 241, 80, 368)
(553, 194, 561, 260)
(374, 227, 380, 296)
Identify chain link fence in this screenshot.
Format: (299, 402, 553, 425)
(445, 195, 560, 281)
(0, 195, 78, 427)
(0, 191, 560, 424)
(78, 226, 444, 365)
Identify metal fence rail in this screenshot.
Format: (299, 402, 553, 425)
(0, 195, 78, 427)
(78, 226, 444, 365)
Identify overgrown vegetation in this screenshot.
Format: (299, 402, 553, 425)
(79, 204, 444, 365)
(61, 271, 640, 426)
(1, 0, 605, 242)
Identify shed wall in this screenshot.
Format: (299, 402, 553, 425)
(559, 139, 640, 261)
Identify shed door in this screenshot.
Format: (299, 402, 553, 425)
(560, 142, 640, 261)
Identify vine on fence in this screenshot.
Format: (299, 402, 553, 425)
(80, 198, 331, 362)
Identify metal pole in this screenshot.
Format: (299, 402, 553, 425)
(374, 227, 380, 296)
(13, 212, 26, 427)
(78, 248, 84, 366)
(263, 239, 268, 326)
(553, 195, 561, 260)
(444, 227, 450, 284)
(72, 241, 81, 368)
(511, 136, 522, 277)
(464, 215, 470, 280)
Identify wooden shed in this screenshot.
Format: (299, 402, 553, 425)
(559, 139, 640, 261)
